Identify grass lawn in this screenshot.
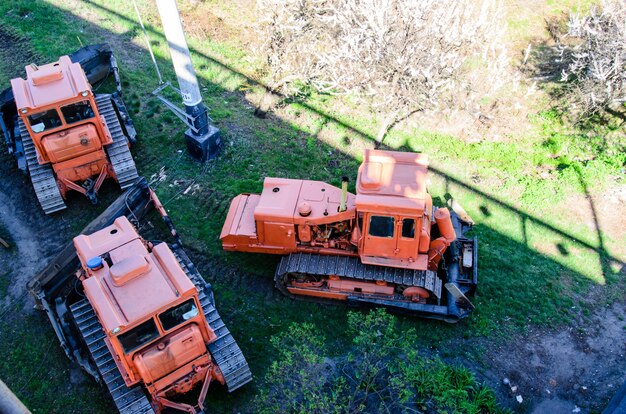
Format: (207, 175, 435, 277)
(0, 0, 623, 413)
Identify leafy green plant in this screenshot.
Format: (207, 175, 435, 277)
(257, 310, 509, 413)
(256, 323, 348, 414)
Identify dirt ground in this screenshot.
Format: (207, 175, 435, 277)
(477, 303, 626, 413)
(0, 150, 72, 311)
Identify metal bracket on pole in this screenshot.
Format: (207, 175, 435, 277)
(150, 82, 213, 135)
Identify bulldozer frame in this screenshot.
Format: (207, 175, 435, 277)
(0, 43, 136, 170)
(28, 178, 252, 413)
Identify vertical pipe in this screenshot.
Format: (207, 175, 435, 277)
(0, 379, 31, 414)
(445, 241, 461, 322)
(340, 177, 349, 212)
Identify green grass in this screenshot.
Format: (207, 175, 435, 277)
(0, 270, 10, 297)
(0, 0, 623, 413)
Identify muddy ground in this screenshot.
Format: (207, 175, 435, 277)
(0, 152, 69, 311)
(479, 303, 626, 413)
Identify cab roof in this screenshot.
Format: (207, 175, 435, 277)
(74, 217, 196, 333)
(355, 150, 428, 214)
(11, 55, 91, 110)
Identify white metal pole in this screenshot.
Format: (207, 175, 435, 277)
(155, 0, 221, 160)
(155, 0, 203, 107)
(0, 379, 31, 414)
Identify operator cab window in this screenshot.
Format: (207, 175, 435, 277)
(28, 109, 62, 133)
(369, 215, 395, 238)
(117, 318, 160, 353)
(159, 299, 199, 331)
(401, 218, 416, 238)
(61, 100, 95, 125)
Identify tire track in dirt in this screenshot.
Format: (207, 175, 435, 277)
(0, 136, 71, 312)
(0, 26, 73, 312)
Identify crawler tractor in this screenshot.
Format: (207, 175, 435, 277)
(221, 150, 478, 321)
(29, 180, 252, 413)
(0, 44, 138, 214)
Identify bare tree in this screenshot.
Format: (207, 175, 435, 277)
(253, 0, 330, 117)
(560, 0, 626, 117)
(255, 0, 507, 143)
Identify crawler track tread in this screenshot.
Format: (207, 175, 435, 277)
(95, 94, 138, 189)
(275, 253, 442, 299)
(19, 119, 66, 214)
(69, 299, 154, 414)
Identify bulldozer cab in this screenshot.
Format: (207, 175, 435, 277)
(26, 99, 95, 134)
(113, 296, 202, 352)
(11, 55, 111, 163)
(356, 150, 433, 270)
(361, 213, 419, 254)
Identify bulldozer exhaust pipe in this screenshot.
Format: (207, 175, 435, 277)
(340, 177, 348, 212)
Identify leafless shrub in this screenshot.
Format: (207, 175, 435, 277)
(254, 0, 508, 143)
(560, 0, 626, 117)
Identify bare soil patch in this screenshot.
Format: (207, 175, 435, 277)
(478, 303, 626, 413)
(0, 25, 39, 79)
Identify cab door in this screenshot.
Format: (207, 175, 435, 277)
(395, 217, 418, 260)
(361, 213, 397, 258)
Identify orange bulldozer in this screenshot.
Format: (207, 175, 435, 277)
(221, 149, 478, 322)
(28, 179, 251, 413)
(0, 44, 138, 213)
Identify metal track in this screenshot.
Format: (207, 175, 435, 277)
(275, 253, 443, 299)
(95, 94, 138, 189)
(18, 119, 66, 214)
(173, 249, 253, 392)
(69, 299, 154, 414)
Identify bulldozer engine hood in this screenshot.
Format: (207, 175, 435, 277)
(42, 123, 102, 163)
(74, 216, 197, 334)
(134, 324, 207, 385)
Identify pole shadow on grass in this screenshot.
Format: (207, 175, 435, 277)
(0, 2, 624, 413)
